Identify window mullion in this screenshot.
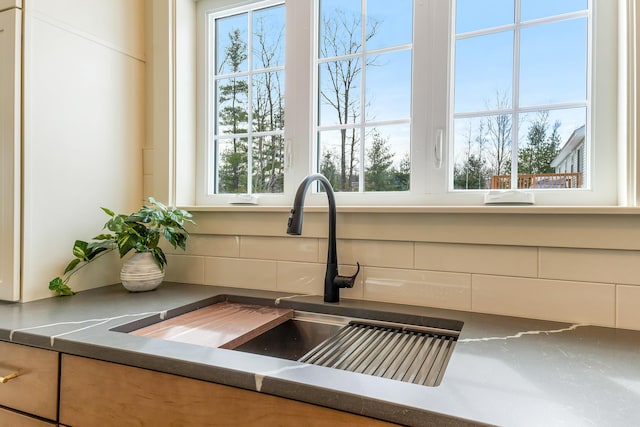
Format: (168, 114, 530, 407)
(246, 10, 254, 195)
(511, 0, 521, 190)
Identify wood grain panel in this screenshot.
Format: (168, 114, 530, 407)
(130, 302, 294, 349)
(0, 342, 59, 421)
(60, 355, 398, 426)
(0, 407, 56, 427)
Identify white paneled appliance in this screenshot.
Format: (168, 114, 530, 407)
(0, 0, 21, 300)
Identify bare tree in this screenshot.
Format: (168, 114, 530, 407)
(252, 14, 285, 193)
(484, 91, 511, 176)
(319, 9, 379, 191)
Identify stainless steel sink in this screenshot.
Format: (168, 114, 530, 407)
(113, 294, 463, 387)
(234, 311, 349, 360)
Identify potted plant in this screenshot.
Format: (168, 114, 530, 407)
(49, 198, 194, 296)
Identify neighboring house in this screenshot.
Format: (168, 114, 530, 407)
(551, 125, 585, 176)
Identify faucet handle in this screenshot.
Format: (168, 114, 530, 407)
(334, 262, 360, 289)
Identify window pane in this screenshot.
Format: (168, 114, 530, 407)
(454, 31, 513, 113)
(252, 5, 285, 69)
(366, 0, 412, 50)
(216, 77, 248, 135)
(252, 135, 284, 193)
(318, 59, 362, 126)
(317, 0, 413, 194)
(215, 14, 248, 74)
(366, 50, 411, 121)
(252, 71, 284, 132)
(365, 125, 410, 191)
(210, 4, 286, 196)
(319, 0, 362, 59)
(453, 116, 511, 190)
(318, 129, 360, 192)
(455, 0, 514, 34)
(521, 0, 587, 22)
(217, 138, 248, 193)
(516, 109, 586, 188)
(519, 18, 587, 107)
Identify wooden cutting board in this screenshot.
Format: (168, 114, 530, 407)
(130, 302, 294, 349)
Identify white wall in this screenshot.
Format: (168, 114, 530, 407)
(21, 0, 145, 301)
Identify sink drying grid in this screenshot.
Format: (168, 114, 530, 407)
(298, 320, 458, 387)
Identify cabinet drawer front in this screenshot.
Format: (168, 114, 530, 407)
(0, 342, 59, 420)
(0, 406, 56, 427)
(61, 355, 397, 426)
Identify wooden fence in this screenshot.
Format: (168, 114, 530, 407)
(490, 173, 582, 189)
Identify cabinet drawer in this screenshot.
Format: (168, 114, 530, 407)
(0, 342, 59, 420)
(0, 406, 56, 426)
(61, 354, 397, 426)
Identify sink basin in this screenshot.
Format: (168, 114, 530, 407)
(234, 311, 349, 360)
(113, 294, 463, 387)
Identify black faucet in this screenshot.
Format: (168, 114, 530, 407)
(287, 174, 360, 303)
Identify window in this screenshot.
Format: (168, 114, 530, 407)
(316, 0, 413, 193)
(453, 0, 590, 192)
(205, 0, 285, 196)
(196, 0, 618, 206)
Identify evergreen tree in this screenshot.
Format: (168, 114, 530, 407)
(391, 153, 410, 191)
(454, 155, 488, 189)
(365, 131, 394, 191)
(217, 14, 285, 194)
(217, 29, 249, 193)
(320, 151, 340, 189)
(518, 111, 560, 174)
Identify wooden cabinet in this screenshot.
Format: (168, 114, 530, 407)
(0, 407, 56, 427)
(0, 0, 20, 301)
(0, 342, 59, 423)
(60, 354, 397, 426)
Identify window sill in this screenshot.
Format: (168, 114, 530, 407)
(180, 204, 640, 215)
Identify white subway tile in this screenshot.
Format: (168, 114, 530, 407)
(241, 236, 318, 262)
(203, 257, 276, 290)
(276, 261, 324, 295)
(320, 240, 414, 269)
(617, 285, 640, 331)
(276, 261, 363, 299)
(415, 243, 537, 277)
(163, 235, 240, 257)
(363, 267, 471, 311)
(539, 248, 640, 285)
(164, 255, 204, 284)
(473, 275, 615, 327)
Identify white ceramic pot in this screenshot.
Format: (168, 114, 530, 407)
(120, 252, 165, 292)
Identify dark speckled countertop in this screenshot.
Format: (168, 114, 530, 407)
(1, 282, 639, 426)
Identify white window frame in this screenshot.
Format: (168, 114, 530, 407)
(195, 0, 620, 207)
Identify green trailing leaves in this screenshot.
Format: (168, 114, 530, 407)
(48, 277, 76, 296)
(63, 259, 82, 275)
(49, 198, 194, 296)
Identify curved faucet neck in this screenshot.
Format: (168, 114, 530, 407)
(288, 174, 337, 265)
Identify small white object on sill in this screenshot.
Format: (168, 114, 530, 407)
(229, 194, 260, 205)
(484, 190, 535, 205)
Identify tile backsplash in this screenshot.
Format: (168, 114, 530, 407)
(163, 233, 640, 331)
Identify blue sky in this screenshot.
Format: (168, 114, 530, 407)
(213, 1, 590, 174)
(453, 0, 589, 169)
